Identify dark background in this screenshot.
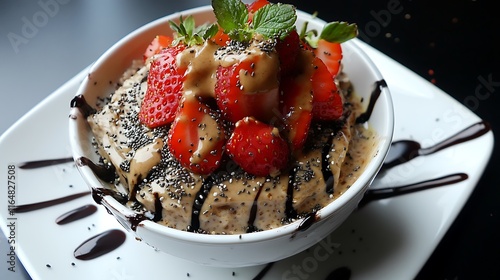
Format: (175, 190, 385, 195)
(0, 0, 498, 279)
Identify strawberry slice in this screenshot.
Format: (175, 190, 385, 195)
(276, 29, 300, 77)
(280, 74, 313, 150)
(315, 39, 342, 78)
(226, 117, 289, 176)
(311, 56, 343, 120)
(143, 35, 172, 62)
(139, 45, 186, 128)
(215, 57, 279, 124)
(211, 27, 231, 47)
(167, 97, 226, 174)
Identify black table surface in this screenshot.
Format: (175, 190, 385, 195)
(1, 1, 498, 279)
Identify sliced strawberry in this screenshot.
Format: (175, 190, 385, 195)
(314, 39, 342, 78)
(143, 35, 172, 62)
(246, 0, 270, 22)
(226, 117, 289, 176)
(280, 74, 313, 150)
(211, 27, 231, 47)
(311, 57, 343, 120)
(215, 57, 279, 124)
(167, 97, 226, 174)
(139, 45, 186, 128)
(275, 29, 300, 77)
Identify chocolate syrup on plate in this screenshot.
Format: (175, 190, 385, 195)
(18, 157, 74, 169)
(382, 120, 491, 170)
(13, 191, 90, 213)
(358, 173, 469, 208)
(73, 229, 126, 260)
(56, 204, 97, 225)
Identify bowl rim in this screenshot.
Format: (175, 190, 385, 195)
(69, 5, 394, 245)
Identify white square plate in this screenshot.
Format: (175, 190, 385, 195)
(0, 40, 493, 279)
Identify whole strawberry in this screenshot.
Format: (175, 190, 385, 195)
(226, 117, 289, 176)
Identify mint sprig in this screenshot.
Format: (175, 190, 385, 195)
(212, 0, 296, 42)
(303, 21, 358, 48)
(169, 15, 218, 46)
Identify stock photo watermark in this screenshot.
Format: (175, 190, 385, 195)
(5, 164, 18, 273)
(7, 0, 71, 54)
(357, 0, 404, 43)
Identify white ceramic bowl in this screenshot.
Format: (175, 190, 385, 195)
(69, 5, 394, 267)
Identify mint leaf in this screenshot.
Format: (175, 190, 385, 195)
(319, 22, 358, 43)
(212, 0, 248, 33)
(169, 16, 218, 46)
(252, 3, 296, 39)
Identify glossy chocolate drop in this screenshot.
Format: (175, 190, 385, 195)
(13, 191, 90, 213)
(74, 229, 126, 260)
(56, 204, 97, 225)
(18, 157, 73, 169)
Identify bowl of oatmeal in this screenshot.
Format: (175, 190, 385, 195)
(69, 1, 393, 267)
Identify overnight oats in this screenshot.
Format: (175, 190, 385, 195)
(83, 0, 378, 235)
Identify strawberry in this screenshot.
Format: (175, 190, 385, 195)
(167, 97, 226, 174)
(214, 57, 279, 124)
(138, 45, 186, 128)
(226, 117, 289, 176)
(211, 27, 231, 47)
(275, 29, 300, 77)
(143, 35, 172, 62)
(280, 72, 313, 150)
(315, 40, 342, 77)
(311, 57, 343, 120)
(246, 0, 270, 23)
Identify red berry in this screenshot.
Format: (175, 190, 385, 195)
(215, 57, 279, 124)
(275, 29, 300, 77)
(226, 117, 289, 176)
(143, 35, 172, 62)
(167, 97, 226, 174)
(311, 57, 343, 120)
(139, 45, 186, 128)
(315, 39, 342, 78)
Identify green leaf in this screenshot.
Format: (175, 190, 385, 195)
(319, 22, 358, 43)
(212, 0, 248, 33)
(252, 3, 296, 39)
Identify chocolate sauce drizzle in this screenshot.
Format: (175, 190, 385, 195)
(70, 94, 96, 117)
(355, 79, 387, 124)
(252, 262, 275, 280)
(188, 176, 215, 232)
(56, 204, 97, 225)
(77, 156, 116, 183)
(358, 173, 469, 208)
(153, 192, 163, 222)
(73, 229, 126, 260)
(382, 121, 491, 170)
(325, 266, 352, 280)
(247, 182, 265, 233)
(285, 167, 298, 220)
(18, 157, 74, 169)
(322, 135, 335, 194)
(12, 191, 90, 213)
